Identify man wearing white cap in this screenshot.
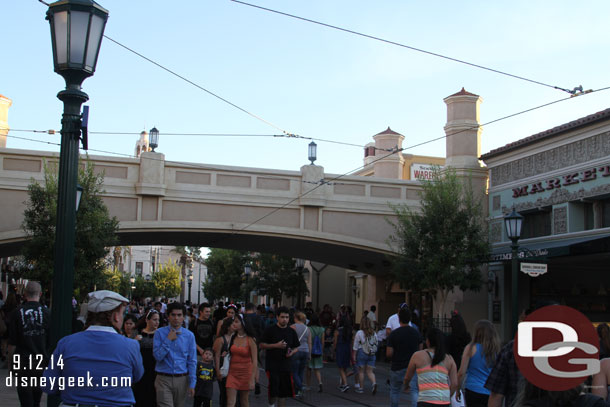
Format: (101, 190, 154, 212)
(42, 290, 144, 406)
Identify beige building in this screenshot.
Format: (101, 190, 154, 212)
(306, 88, 488, 331)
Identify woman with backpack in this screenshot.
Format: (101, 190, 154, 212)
(352, 316, 378, 394)
(306, 313, 325, 392)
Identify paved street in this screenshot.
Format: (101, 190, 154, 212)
(0, 360, 412, 407)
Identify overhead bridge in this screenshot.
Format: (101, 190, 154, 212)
(0, 148, 424, 274)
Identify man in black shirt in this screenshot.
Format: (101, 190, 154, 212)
(8, 281, 51, 407)
(189, 302, 214, 358)
(386, 307, 421, 407)
(260, 306, 299, 407)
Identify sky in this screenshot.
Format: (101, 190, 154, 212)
(3, 1, 610, 176)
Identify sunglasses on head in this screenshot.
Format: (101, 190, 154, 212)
(146, 309, 159, 318)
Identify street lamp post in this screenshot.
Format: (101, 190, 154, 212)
(295, 258, 305, 309)
(244, 264, 252, 303)
(504, 208, 523, 338)
(130, 276, 135, 301)
(197, 261, 202, 305)
(46, 0, 108, 346)
(188, 269, 193, 304)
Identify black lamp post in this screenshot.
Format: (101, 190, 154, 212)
(46, 0, 108, 347)
(244, 264, 252, 303)
(295, 258, 305, 309)
(129, 276, 135, 301)
(504, 208, 523, 337)
(188, 269, 193, 303)
(308, 141, 317, 165)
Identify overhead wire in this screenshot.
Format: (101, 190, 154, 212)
(4, 86, 609, 249)
(230, 0, 582, 95)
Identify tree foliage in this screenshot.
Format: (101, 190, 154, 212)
(203, 249, 248, 302)
(20, 161, 119, 300)
(250, 253, 308, 304)
(389, 167, 489, 303)
(100, 267, 131, 297)
(173, 246, 201, 302)
(152, 260, 181, 299)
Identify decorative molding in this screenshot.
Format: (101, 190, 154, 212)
(501, 183, 610, 213)
(490, 221, 503, 243)
(553, 207, 567, 234)
(492, 195, 501, 211)
(491, 132, 610, 187)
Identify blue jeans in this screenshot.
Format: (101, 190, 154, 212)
(291, 351, 309, 392)
(390, 369, 418, 407)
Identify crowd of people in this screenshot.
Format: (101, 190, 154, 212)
(3, 285, 610, 407)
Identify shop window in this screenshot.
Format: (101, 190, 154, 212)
(135, 262, 143, 276)
(521, 210, 551, 239)
(583, 202, 594, 230)
(602, 198, 610, 228)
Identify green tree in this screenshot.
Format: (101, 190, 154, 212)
(203, 249, 248, 302)
(173, 246, 201, 302)
(100, 267, 131, 297)
(153, 260, 181, 298)
(132, 275, 157, 300)
(20, 160, 119, 300)
(389, 167, 489, 311)
(250, 253, 308, 305)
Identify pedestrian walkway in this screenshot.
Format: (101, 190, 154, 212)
(0, 360, 413, 406)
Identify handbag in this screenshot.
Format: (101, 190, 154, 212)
(219, 334, 236, 377)
(451, 390, 465, 407)
(219, 353, 231, 377)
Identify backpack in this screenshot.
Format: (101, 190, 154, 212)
(362, 332, 378, 355)
(311, 331, 323, 356)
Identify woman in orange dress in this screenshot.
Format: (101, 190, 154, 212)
(226, 314, 258, 407)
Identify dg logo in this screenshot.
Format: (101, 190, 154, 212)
(514, 305, 600, 391)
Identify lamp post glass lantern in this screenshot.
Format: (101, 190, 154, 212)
(47, 0, 109, 347)
(504, 208, 524, 337)
(149, 127, 159, 152)
(308, 141, 317, 165)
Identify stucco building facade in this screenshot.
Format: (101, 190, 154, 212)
(482, 108, 610, 339)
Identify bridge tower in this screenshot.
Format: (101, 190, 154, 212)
(0, 95, 12, 148)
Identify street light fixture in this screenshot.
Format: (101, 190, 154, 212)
(295, 258, 305, 309)
(308, 141, 317, 165)
(149, 127, 159, 152)
(504, 208, 523, 337)
(46, 0, 108, 347)
(188, 270, 193, 303)
(243, 264, 252, 303)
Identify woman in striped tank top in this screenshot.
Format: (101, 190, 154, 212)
(404, 328, 458, 407)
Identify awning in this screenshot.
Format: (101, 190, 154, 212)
(490, 233, 610, 262)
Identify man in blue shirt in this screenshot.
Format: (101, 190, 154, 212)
(42, 290, 144, 406)
(154, 302, 197, 407)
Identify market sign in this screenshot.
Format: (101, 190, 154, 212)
(521, 262, 547, 277)
(512, 164, 610, 198)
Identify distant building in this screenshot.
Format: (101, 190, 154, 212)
(134, 130, 151, 157)
(355, 127, 445, 179)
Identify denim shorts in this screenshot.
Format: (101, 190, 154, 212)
(356, 348, 376, 367)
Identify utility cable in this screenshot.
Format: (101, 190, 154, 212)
(6, 128, 372, 149)
(3, 85, 609, 176)
(103, 36, 296, 136)
(230, 0, 582, 95)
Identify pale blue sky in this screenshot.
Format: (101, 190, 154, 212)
(3, 1, 610, 175)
